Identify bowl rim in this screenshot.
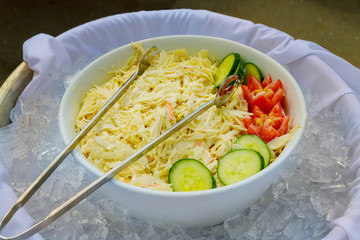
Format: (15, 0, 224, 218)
(59, 34, 307, 198)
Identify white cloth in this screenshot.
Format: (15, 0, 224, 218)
(1, 9, 360, 239)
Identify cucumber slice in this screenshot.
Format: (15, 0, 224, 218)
(217, 149, 264, 185)
(214, 53, 241, 87)
(169, 159, 216, 191)
(233, 134, 271, 167)
(243, 62, 264, 84)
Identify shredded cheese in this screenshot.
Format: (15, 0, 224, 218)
(75, 43, 256, 191)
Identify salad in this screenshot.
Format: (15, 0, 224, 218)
(75, 43, 296, 192)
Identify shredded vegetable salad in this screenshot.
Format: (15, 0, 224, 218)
(75, 43, 295, 191)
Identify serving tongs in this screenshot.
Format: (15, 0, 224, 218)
(0, 46, 241, 240)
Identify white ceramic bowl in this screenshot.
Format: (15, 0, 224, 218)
(59, 35, 307, 228)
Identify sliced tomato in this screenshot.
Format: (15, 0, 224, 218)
(243, 118, 252, 128)
(242, 100, 290, 142)
(252, 105, 265, 118)
(247, 124, 261, 137)
(277, 116, 290, 136)
(241, 74, 285, 114)
(269, 101, 283, 115)
(261, 125, 280, 142)
(268, 102, 285, 129)
(241, 84, 253, 110)
(252, 94, 273, 114)
(266, 79, 283, 92)
(261, 74, 272, 88)
(269, 115, 284, 130)
(247, 75, 263, 92)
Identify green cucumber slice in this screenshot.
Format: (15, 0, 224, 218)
(214, 53, 241, 87)
(233, 134, 271, 167)
(217, 149, 264, 185)
(243, 62, 264, 84)
(169, 159, 216, 191)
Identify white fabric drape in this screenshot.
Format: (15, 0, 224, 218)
(1, 9, 360, 239)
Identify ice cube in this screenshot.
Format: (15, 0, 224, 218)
(198, 224, 228, 240)
(119, 233, 142, 240)
(224, 212, 251, 238)
(283, 219, 312, 240)
(159, 226, 192, 240)
(265, 208, 296, 237)
(311, 220, 330, 238)
(81, 222, 109, 240)
(138, 224, 161, 240)
(0, 62, 354, 240)
(9, 158, 35, 193)
(326, 201, 346, 222)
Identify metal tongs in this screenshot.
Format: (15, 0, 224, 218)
(0, 46, 241, 240)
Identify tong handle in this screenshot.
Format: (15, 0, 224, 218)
(0, 46, 159, 240)
(0, 46, 237, 239)
(0, 69, 140, 240)
(0, 96, 215, 240)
